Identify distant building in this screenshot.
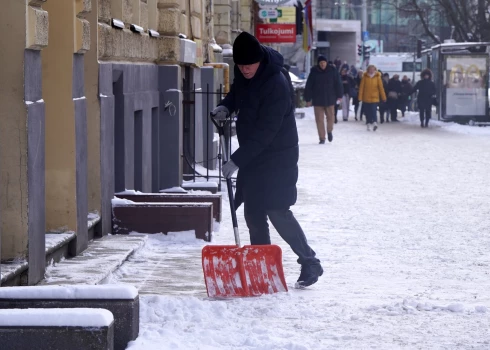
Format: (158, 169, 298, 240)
(314, 0, 451, 54)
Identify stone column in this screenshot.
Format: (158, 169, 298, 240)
(0, 0, 48, 285)
(85, 1, 103, 235)
(42, 0, 90, 255)
(214, 0, 232, 45)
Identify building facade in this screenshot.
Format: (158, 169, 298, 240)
(314, 0, 450, 59)
(0, 0, 253, 286)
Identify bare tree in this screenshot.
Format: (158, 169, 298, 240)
(400, 0, 490, 42)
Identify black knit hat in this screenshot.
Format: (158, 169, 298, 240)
(233, 32, 264, 65)
(317, 55, 327, 64)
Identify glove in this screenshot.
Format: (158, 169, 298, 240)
(211, 105, 229, 120)
(222, 160, 238, 179)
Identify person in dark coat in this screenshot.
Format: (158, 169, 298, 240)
(379, 72, 390, 123)
(412, 69, 436, 127)
(340, 68, 355, 121)
(350, 65, 358, 78)
(212, 32, 323, 287)
(386, 74, 402, 122)
(334, 56, 342, 71)
(399, 75, 413, 117)
(352, 70, 365, 121)
(304, 55, 343, 143)
(341, 61, 350, 72)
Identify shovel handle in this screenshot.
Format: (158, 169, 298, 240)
(212, 115, 241, 247)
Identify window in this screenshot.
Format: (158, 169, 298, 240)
(402, 62, 422, 72)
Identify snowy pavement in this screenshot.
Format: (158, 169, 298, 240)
(112, 109, 490, 349)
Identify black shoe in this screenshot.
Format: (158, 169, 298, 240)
(355, 117, 358, 121)
(319, 139, 325, 144)
(421, 122, 424, 128)
(425, 121, 429, 127)
(296, 263, 323, 288)
(327, 132, 333, 142)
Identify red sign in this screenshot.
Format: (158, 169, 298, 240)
(256, 24, 296, 43)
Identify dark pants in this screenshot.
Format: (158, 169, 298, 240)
(388, 99, 398, 121)
(353, 97, 364, 119)
(363, 102, 378, 124)
(244, 204, 319, 266)
(399, 96, 408, 116)
(420, 105, 431, 126)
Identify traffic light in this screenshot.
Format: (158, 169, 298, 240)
(417, 39, 426, 58)
(358, 44, 362, 57)
(363, 45, 371, 60)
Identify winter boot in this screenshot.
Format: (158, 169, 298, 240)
(319, 139, 325, 144)
(425, 119, 429, 127)
(296, 263, 323, 288)
(367, 123, 371, 131)
(373, 122, 378, 131)
(327, 132, 333, 142)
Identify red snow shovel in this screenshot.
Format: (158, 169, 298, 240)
(202, 116, 288, 298)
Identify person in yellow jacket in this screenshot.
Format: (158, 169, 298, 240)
(358, 65, 387, 131)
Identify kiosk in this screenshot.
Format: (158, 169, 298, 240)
(421, 42, 490, 124)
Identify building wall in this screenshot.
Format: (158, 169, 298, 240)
(0, 0, 48, 284)
(315, 0, 450, 52)
(214, 0, 254, 45)
(0, 0, 225, 285)
(315, 19, 361, 67)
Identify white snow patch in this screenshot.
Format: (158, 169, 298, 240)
(182, 181, 218, 189)
(0, 285, 138, 300)
(159, 186, 187, 193)
(111, 197, 135, 206)
(128, 231, 200, 243)
(73, 96, 86, 101)
(0, 308, 113, 327)
(115, 189, 145, 195)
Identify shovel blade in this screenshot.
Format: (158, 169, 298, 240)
(202, 245, 288, 298)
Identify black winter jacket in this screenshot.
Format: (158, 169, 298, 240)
(219, 46, 299, 210)
(304, 64, 343, 107)
(341, 74, 355, 97)
(386, 79, 402, 98)
(412, 78, 436, 109)
(401, 81, 413, 97)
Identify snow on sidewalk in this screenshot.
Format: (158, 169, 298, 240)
(114, 108, 490, 349)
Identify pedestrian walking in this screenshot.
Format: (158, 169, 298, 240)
(358, 65, 386, 131)
(352, 70, 364, 121)
(212, 32, 323, 287)
(350, 65, 358, 78)
(304, 55, 343, 143)
(340, 68, 355, 121)
(386, 74, 402, 122)
(341, 61, 350, 72)
(400, 76, 413, 117)
(334, 56, 342, 71)
(379, 73, 390, 123)
(412, 69, 436, 128)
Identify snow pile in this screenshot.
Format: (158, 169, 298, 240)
(0, 285, 138, 300)
(0, 308, 113, 327)
(159, 187, 188, 193)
